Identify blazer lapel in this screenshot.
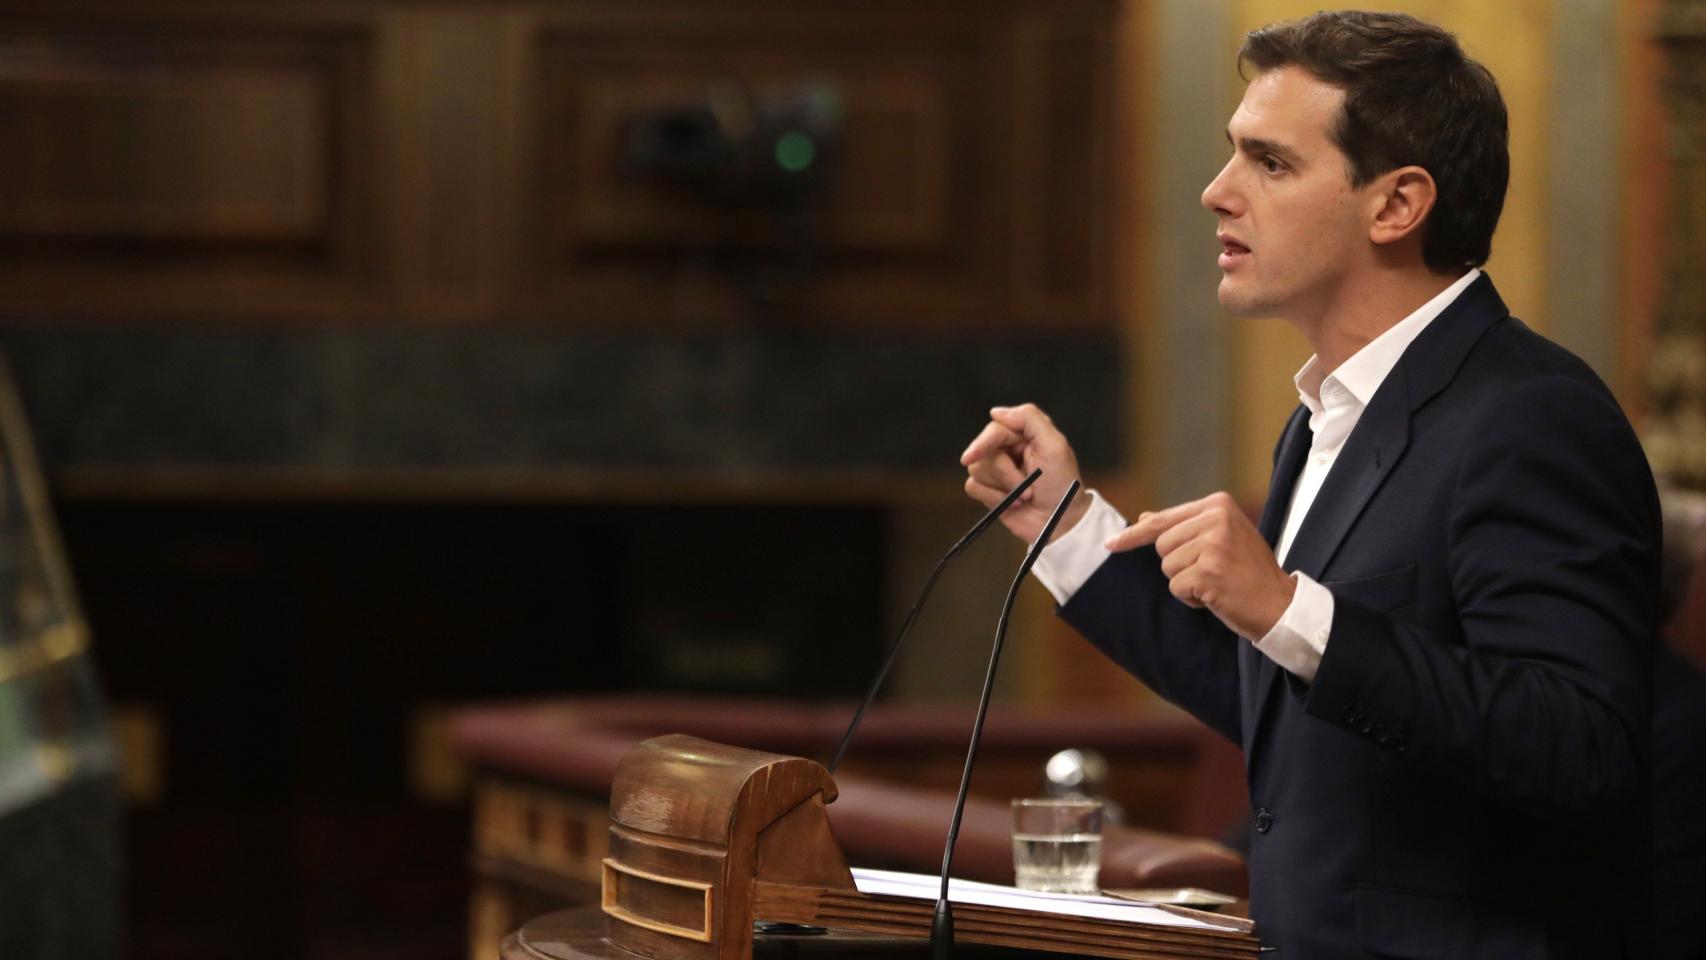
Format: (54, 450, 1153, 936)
(1259, 406, 1312, 547)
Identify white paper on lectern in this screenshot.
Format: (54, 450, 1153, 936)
(848, 867, 1223, 931)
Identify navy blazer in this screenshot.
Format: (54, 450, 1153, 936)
(1060, 275, 1659, 959)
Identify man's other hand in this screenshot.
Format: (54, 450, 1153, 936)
(1107, 491, 1296, 640)
(959, 404, 1090, 544)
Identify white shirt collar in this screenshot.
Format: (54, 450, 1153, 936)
(1294, 268, 1480, 414)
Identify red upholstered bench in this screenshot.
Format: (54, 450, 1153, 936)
(448, 695, 1248, 960)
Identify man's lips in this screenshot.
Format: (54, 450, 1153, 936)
(1218, 234, 1250, 269)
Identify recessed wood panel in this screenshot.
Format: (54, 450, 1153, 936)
(0, 61, 326, 242)
(0, 22, 379, 316)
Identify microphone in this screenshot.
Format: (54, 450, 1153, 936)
(930, 479, 1082, 960)
(826, 467, 1043, 775)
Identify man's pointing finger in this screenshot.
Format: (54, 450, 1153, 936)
(1105, 497, 1210, 552)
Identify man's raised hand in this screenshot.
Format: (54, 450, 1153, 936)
(1106, 491, 1296, 641)
(959, 404, 1090, 543)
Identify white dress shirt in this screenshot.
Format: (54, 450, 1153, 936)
(1033, 269, 1479, 682)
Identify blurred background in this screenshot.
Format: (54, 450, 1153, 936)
(0, 0, 1694, 957)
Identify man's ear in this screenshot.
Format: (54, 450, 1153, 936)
(1368, 166, 1437, 246)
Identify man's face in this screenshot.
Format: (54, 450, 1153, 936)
(1201, 66, 1372, 320)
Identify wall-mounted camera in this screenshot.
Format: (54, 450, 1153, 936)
(625, 81, 842, 216)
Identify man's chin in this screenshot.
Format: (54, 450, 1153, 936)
(1216, 279, 1263, 318)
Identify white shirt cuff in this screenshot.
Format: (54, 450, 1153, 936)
(1032, 490, 1128, 606)
(1254, 572, 1334, 682)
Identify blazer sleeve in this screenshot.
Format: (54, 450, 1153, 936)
(1058, 546, 1244, 744)
(1304, 374, 1659, 824)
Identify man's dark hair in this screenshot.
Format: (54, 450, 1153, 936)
(1239, 11, 1508, 273)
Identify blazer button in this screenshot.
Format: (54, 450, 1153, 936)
(1254, 808, 1274, 834)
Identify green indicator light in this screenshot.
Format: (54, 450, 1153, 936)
(775, 132, 816, 172)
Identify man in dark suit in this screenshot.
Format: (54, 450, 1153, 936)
(961, 11, 1658, 959)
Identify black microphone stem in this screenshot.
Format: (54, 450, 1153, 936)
(827, 468, 1042, 775)
(930, 480, 1081, 960)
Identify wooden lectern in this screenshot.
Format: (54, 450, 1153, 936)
(594, 735, 1260, 960)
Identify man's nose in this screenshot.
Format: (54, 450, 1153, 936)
(1201, 159, 1238, 216)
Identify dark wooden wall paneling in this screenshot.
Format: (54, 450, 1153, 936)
(0, 0, 1119, 329)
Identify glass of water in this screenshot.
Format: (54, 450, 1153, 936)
(1011, 797, 1104, 894)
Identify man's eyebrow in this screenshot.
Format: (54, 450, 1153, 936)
(1225, 130, 1302, 164)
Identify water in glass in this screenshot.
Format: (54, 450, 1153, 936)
(1011, 832, 1103, 894)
